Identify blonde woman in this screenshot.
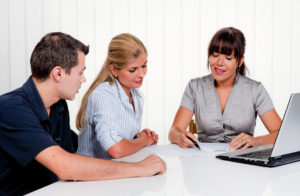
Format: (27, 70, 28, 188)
(76, 33, 158, 159)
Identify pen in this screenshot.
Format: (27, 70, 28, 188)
(187, 136, 201, 150)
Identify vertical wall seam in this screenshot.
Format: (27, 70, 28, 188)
(145, 0, 149, 128)
(180, 0, 183, 93)
(253, 0, 256, 78)
(290, 0, 293, 92)
(217, 0, 220, 28)
(235, 0, 237, 26)
(111, 0, 114, 35)
(76, 0, 79, 36)
(41, 0, 45, 34)
(93, 0, 97, 75)
(59, 0, 62, 31)
(199, 0, 202, 75)
(7, 0, 12, 90)
(24, 0, 29, 76)
(163, 0, 166, 143)
(271, 0, 275, 98)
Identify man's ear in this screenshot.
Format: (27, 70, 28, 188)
(109, 64, 118, 78)
(51, 66, 63, 82)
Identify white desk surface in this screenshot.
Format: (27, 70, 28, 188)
(28, 144, 300, 196)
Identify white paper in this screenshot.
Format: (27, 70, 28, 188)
(116, 143, 229, 163)
(197, 142, 229, 152)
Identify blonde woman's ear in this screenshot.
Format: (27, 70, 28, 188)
(109, 64, 118, 78)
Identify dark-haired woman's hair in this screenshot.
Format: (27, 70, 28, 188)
(207, 27, 247, 76)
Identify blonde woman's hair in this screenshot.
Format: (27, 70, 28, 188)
(76, 33, 147, 130)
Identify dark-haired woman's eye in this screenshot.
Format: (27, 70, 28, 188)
(212, 53, 219, 57)
(226, 57, 233, 60)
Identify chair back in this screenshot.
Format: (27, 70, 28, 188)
(189, 119, 197, 134)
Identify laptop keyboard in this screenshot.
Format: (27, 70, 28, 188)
(237, 149, 272, 159)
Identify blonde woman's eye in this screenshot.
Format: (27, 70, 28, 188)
(129, 68, 136, 73)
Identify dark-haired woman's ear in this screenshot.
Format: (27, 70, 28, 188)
(239, 57, 245, 67)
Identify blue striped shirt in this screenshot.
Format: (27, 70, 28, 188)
(76, 80, 144, 159)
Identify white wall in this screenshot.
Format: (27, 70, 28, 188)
(1, 0, 300, 144)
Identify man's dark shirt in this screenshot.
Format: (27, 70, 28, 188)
(0, 77, 75, 195)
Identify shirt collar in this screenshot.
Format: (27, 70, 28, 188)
(22, 76, 65, 122)
(115, 79, 143, 104)
(210, 73, 241, 86)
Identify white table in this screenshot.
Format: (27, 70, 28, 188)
(28, 144, 300, 196)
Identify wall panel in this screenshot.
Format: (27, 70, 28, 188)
(273, 0, 292, 116)
(0, 0, 10, 93)
(164, 0, 183, 144)
(9, 0, 27, 89)
(147, 0, 166, 144)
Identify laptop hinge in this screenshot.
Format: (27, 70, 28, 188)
(270, 156, 282, 160)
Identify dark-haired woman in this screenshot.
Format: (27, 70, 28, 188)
(168, 27, 281, 150)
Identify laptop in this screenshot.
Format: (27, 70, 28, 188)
(216, 93, 300, 167)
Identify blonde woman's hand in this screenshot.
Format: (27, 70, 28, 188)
(136, 129, 159, 144)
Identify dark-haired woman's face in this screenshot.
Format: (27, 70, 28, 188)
(209, 51, 241, 86)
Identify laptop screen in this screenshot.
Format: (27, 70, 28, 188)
(271, 93, 300, 157)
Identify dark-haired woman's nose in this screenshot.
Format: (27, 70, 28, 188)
(217, 56, 225, 66)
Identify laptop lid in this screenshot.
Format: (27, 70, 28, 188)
(216, 93, 300, 166)
(271, 93, 300, 157)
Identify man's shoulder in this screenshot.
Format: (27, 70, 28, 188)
(0, 88, 28, 111)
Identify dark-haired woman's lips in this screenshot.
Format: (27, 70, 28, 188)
(215, 68, 225, 74)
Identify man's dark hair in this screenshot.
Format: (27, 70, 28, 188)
(30, 32, 89, 80)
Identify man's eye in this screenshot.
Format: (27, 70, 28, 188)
(142, 65, 147, 68)
(212, 53, 219, 57)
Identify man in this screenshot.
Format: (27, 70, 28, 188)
(0, 32, 166, 195)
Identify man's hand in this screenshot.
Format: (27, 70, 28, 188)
(136, 154, 166, 176)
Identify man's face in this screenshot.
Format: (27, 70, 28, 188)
(60, 51, 86, 100)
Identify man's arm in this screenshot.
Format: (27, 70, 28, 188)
(35, 145, 166, 181)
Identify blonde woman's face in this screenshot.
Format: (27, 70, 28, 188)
(112, 54, 147, 95)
